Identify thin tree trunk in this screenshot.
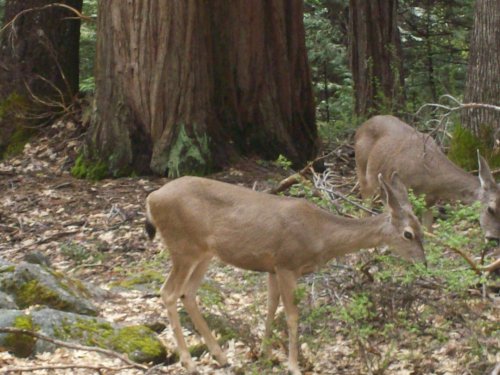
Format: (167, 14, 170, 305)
(462, 0, 500, 141)
(88, 0, 317, 177)
(348, 0, 404, 117)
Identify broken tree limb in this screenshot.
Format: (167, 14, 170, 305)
(267, 152, 332, 195)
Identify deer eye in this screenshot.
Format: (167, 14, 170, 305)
(403, 231, 414, 240)
(488, 206, 495, 215)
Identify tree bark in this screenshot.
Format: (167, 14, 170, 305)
(0, 0, 82, 156)
(462, 0, 500, 141)
(0, 0, 82, 103)
(348, 0, 404, 117)
(88, 0, 317, 177)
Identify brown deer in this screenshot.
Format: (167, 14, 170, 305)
(355, 115, 500, 241)
(145, 174, 425, 374)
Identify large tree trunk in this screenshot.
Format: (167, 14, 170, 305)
(348, 0, 404, 117)
(88, 0, 317, 177)
(0, 0, 82, 155)
(462, 0, 500, 141)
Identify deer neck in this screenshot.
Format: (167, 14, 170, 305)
(320, 213, 391, 261)
(438, 168, 480, 203)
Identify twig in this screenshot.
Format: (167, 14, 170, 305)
(313, 170, 377, 215)
(4, 364, 138, 374)
(0, 3, 91, 35)
(0, 327, 149, 370)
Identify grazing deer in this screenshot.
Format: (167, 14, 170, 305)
(145, 174, 425, 375)
(355, 115, 500, 241)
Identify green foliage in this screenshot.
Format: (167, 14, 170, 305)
(303, 0, 355, 139)
(449, 125, 500, 170)
(407, 189, 429, 218)
(337, 293, 376, 338)
(60, 242, 90, 264)
(71, 153, 108, 180)
(80, 0, 97, 93)
(399, 0, 474, 112)
(275, 154, 293, 170)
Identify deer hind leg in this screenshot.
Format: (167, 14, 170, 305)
(276, 269, 301, 375)
(160, 256, 199, 373)
(261, 272, 280, 358)
(180, 255, 228, 367)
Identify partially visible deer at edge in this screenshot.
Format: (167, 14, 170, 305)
(355, 115, 500, 241)
(145, 174, 426, 375)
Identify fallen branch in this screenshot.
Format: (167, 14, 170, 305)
(0, 327, 149, 371)
(425, 231, 500, 274)
(267, 152, 336, 195)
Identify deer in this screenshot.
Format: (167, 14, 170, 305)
(355, 115, 500, 241)
(145, 174, 426, 375)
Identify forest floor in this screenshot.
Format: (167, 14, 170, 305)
(0, 120, 498, 375)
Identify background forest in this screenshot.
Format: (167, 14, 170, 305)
(0, 1, 499, 374)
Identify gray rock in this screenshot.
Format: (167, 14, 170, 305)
(0, 309, 36, 357)
(0, 291, 18, 309)
(30, 308, 166, 363)
(0, 261, 98, 316)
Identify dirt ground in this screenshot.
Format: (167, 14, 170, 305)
(0, 121, 498, 374)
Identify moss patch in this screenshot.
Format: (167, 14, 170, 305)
(4, 315, 37, 357)
(0, 93, 33, 159)
(15, 280, 71, 311)
(3, 126, 36, 158)
(112, 325, 166, 363)
(71, 153, 108, 180)
(114, 270, 164, 290)
(54, 318, 165, 363)
(0, 265, 16, 273)
(166, 124, 211, 178)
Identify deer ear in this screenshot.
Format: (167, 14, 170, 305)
(378, 173, 404, 218)
(390, 172, 412, 208)
(478, 151, 497, 192)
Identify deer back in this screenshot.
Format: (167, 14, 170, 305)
(355, 115, 478, 206)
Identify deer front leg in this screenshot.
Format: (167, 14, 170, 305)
(181, 256, 228, 367)
(276, 269, 301, 375)
(261, 272, 280, 358)
(161, 261, 197, 373)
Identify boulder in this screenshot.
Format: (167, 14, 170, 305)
(0, 307, 167, 364)
(0, 261, 98, 315)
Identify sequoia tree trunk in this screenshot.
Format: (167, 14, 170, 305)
(462, 0, 500, 141)
(88, 0, 317, 177)
(348, 0, 404, 117)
